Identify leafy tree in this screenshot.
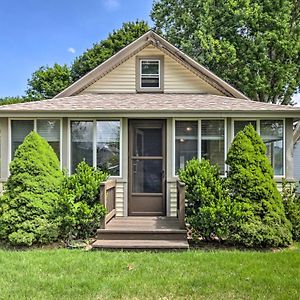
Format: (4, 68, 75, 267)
(71, 20, 150, 81)
(59, 161, 108, 240)
(226, 125, 292, 247)
(0, 132, 64, 246)
(151, 0, 300, 104)
(0, 96, 29, 106)
(179, 159, 232, 241)
(26, 63, 72, 100)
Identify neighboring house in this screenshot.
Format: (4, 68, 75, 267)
(0, 31, 299, 248)
(293, 123, 300, 193)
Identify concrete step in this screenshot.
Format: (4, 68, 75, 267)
(92, 239, 189, 250)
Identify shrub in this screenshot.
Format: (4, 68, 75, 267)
(282, 180, 300, 241)
(179, 159, 232, 241)
(0, 132, 64, 246)
(59, 161, 108, 240)
(226, 125, 292, 247)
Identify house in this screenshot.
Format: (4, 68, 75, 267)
(0, 30, 300, 249)
(293, 123, 300, 193)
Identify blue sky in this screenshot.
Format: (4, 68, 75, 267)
(0, 0, 153, 97)
(0, 0, 299, 105)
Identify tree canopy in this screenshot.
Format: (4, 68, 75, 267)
(25, 63, 72, 100)
(151, 0, 300, 104)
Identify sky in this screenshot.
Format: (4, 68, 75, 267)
(0, 0, 153, 97)
(0, 0, 299, 105)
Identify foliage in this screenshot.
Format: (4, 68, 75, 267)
(71, 20, 149, 81)
(59, 161, 108, 240)
(282, 180, 300, 241)
(151, 0, 300, 104)
(225, 125, 292, 247)
(178, 159, 232, 241)
(0, 132, 64, 246)
(0, 96, 30, 106)
(26, 63, 72, 100)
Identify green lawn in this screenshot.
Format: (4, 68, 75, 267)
(0, 244, 299, 300)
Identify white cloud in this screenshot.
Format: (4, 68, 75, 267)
(102, 0, 120, 11)
(68, 47, 76, 54)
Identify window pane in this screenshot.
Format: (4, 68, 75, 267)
(234, 120, 257, 136)
(37, 119, 60, 159)
(132, 159, 162, 193)
(175, 121, 198, 172)
(141, 61, 159, 74)
(134, 128, 162, 157)
(11, 120, 34, 157)
(71, 121, 93, 173)
(141, 60, 160, 88)
(260, 120, 283, 176)
(96, 121, 120, 176)
(201, 120, 225, 174)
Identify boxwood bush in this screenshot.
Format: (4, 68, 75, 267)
(0, 132, 64, 246)
(179, 159, 232, 241)
(226, 125, 292, 247)
(59, 161, 108, 240)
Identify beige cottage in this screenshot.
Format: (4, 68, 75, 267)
(0, 31, 299, 248)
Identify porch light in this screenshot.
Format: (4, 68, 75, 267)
(186, 127, 192, 132)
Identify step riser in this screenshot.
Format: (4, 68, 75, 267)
(97, 232, 186, 240)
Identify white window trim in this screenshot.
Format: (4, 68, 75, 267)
(173, 118, 227, 177)
(68, 118, 122, 178)
(8, 118, 63, 172)
(140, 59, 161, 90)
(231, 118, 285, 178)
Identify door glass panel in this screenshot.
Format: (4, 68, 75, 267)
(134, 128, 162, 156)
(132, 159, 162, 193)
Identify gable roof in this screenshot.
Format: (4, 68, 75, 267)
(55, 30, 249, 99)
(1, 93, 300, 118)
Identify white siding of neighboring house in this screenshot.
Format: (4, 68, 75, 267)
(294, 140, 300, 192)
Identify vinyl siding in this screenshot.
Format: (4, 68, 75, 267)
(82, 45, 223, 95)
(115, 181, 125, 216)
(294, 141, 300, 192)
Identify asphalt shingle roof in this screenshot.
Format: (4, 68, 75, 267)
(0, 93, 299, 113)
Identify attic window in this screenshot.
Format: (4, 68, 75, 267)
(141, 60, 160, 88)
(137, 57, 163, 92)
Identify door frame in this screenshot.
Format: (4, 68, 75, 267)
(128, 119, 166, 216)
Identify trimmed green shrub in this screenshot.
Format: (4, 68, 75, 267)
(282, 180, 300, 241)
(59, 161, 108, 240)
(0, 132, 64, 246)
(179, 159, 232, 241)
(226, 125, 292, 247)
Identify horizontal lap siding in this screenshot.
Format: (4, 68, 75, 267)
(115, 182, 125, 216)
(81, 45, 223, 95)
(169, 181, 178, 217)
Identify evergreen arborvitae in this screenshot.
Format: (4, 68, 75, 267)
(0, 132, 64, 246)
(226, 125, 292, 247)
(179, 159, 232, 241)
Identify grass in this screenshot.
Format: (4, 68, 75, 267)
(0, 244, 299, 300)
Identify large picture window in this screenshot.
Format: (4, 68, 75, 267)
(175, 120, 226, 174)
(96, 121, 120, 176)
(11, 119, 61, 160)
(175, 121, 198, 171)
(233, 119, 284, 176)
(71, 120, 121, 176)
(201, 120, 225, 174)
(71, 121, 93, 173)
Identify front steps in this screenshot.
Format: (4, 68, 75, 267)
(92, 217, 189, 250)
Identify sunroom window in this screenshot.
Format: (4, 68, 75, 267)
(11, 119, 61, 160)
(201, 120, 225, 174)
(233, 119, 284, 176)
(71, 120, 120, 176)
